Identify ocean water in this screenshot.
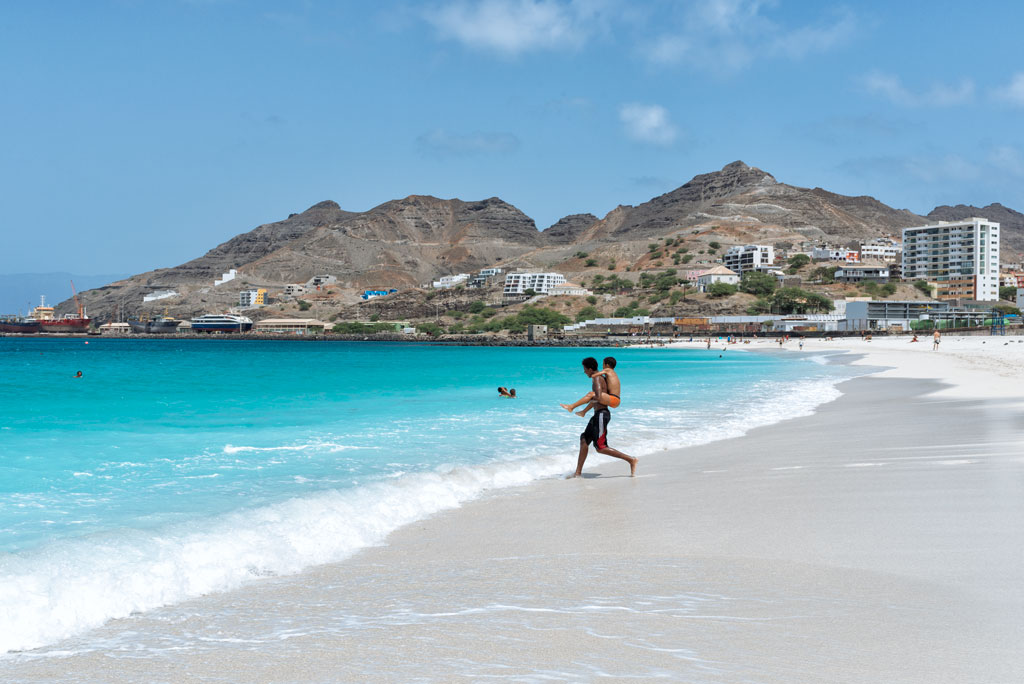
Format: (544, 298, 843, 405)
(0, 338, 859, 654)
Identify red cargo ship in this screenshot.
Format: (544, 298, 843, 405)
(32, 283, 91, 333)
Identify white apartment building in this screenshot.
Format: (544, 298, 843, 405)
(901, 218, 1000, 301)
(723, 245, 774, 273)
(503, 272, 566, 296)
(432, 273, 470, 289)
(860, 239, 902, 262)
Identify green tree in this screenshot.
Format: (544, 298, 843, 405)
(787, 253, 811, 269)
(575, 305, 600, 322)
(746, 297, 772, 315)
(297, 300, 311, 311)
(809, 266, 838, 283)
(739, 271, 777, 296)
(574, 251, 589, 259)
(772, 287, 833, 314)
(585, 258, 598, 267)
(524, 288, 537, 297)
(1000, 285, 1018, 301)
(648, 243, 659, 252)
(468, 300, 486, 314)
(586, 295, 597, 305)
(681, 254, 694, 264)
(706, 282, 738, 298)
(913, 280, 932, 297)
(417, 322, 443, 336)
(708, 241, 721, 250)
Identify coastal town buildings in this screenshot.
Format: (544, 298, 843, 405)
(811, 247, 860, 262)
(901, 218, 1000, 301)
(254, 318, 327, 335)
(361, 289, 398, 300)
(696, 265, 740, 292)
(307, 275, 337, 289)
(834, 266, 891, 284)
(547, 282, 591, 296)
(502, 272, 567, 297)
(860, 239, 902, 262)
(467, 268, 504, 289)
(723, 245, 775, 274)
(239, 289, 267, 308)
(432, 274, 470, 289)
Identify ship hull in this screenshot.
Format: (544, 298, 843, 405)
(191, 323, 253, 333)
(129, 320, 182, 334)
(0, 319, 40, 334)
(37, 319, 91, 333)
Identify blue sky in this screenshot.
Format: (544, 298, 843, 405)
(2, 0, 1022, 275)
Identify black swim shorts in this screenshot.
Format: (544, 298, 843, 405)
(581, 408, 610, 450)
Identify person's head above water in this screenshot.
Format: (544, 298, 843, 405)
(582, 357, 598, 375)
(509, 388, 516, 397)
(74, 371, 82, 378)
(602, 356, 617, 369)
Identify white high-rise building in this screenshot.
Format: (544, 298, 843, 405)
(503, 272, 566, 296)
(901, 218, 1000, 301)
(723, 245, 774, 273)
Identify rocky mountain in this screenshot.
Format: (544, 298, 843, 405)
(576, 161, 924, 244)
(928, 203, 1024, 255)
(66, 160, 1012, 322)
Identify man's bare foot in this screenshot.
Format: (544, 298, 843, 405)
(560, 403, 573, 412)
(628, 457, 638, 477)
(567, 472, 581, 479)
(575, 409, 587, 417)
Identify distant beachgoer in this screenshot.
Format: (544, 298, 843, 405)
(933, 329, 941, 351)
(565, 357, 636, 478)
(498, 387, 511, 397)
(74, 371, 82, 378)
(509, 388, 517, 398)
(910, 334, 919, 343)
(799, 338, 804, 350)
(706, 338, 711, 350)
(561, 356, 621, 414)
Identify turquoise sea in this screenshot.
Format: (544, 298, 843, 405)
(0, 338, 859, 653)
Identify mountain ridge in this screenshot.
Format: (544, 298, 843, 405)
(59, 162, 1021, 321)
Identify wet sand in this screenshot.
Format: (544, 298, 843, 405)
(4, 350, 1024, 682)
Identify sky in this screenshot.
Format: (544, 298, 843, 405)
(2, 0, 1023, 277)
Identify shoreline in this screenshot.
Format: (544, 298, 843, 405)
(4, 342, 1024, 681)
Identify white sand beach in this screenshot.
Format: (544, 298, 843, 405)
(4, 336, 1024, 683)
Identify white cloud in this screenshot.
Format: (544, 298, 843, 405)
(862, 71, 975, 107)
(422, 0, 600, 55)
(416, 129, 520, 156)
(994, 72, 1024, 107)
(619, 103, 678, 146)
(641, 1, 856, 73)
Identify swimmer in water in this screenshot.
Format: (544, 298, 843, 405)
(74, 371, 83, 378)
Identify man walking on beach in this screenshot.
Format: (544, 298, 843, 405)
(568, 357, 637, 478)
(933, 329, 941, 351)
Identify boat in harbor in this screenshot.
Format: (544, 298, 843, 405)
(32, 289, 91, 334)
(0, 315, 40, 334)
(189, 313, 253, 333)
(128, 315, 182, 334)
